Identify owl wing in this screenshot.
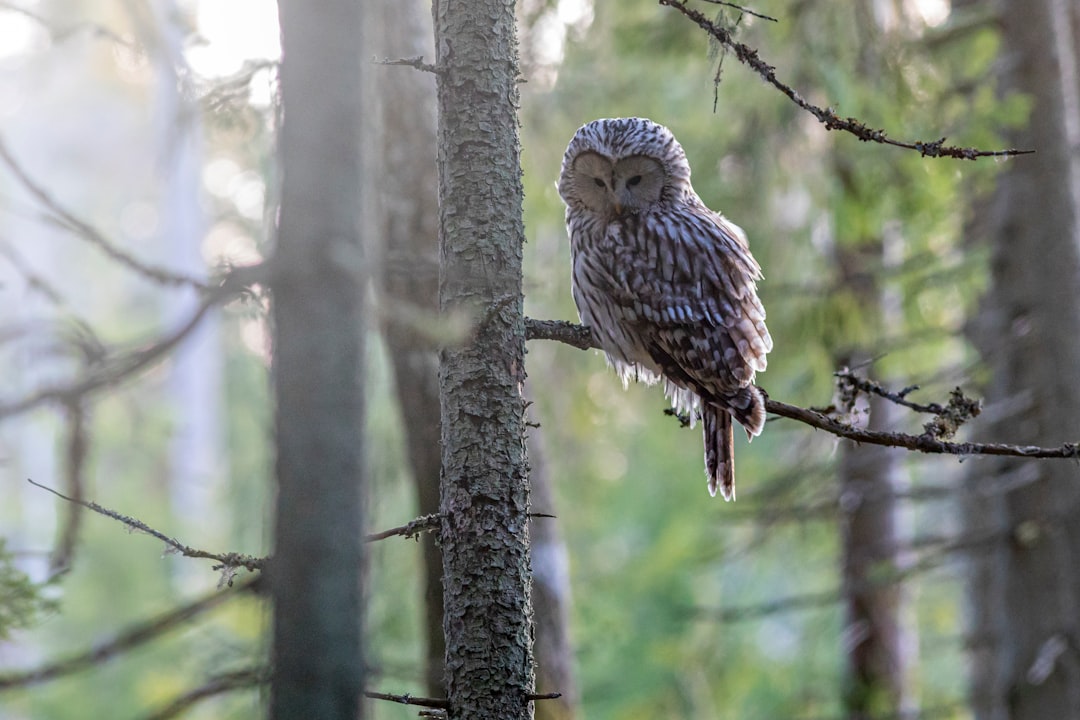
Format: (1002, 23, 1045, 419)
(608, 205, 772, 396)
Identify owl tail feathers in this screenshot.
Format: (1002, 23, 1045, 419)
(704, 405, 735, 500)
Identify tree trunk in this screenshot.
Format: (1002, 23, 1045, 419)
(965, 0, 1080, 717)
(839, 389, 908, 720)
(434, 0, 533, 715)
(270, 2, 368, 718)
(369, 0, 445, 695)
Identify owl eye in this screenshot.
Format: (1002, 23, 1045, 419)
(593, 177, 606, 188)
(627, 175, 643, 187)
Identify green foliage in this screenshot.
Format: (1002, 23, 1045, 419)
(518, 1, 1016, 717)
(0, 539, 57, 641)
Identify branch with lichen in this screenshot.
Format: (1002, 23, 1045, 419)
(525, 317, 1080, 461)
(658, 0, 1034, 160)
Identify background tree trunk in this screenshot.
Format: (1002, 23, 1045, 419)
(839, 389, 908, 720)
(965, 0, 1080, 717)
(528, 421, 579, 720)
(434, 0, 533, 715)
(270, 2, 368, 718)
(369, 0, 445, 696)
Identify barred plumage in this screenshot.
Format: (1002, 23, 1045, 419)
(558, 117, 772, 500)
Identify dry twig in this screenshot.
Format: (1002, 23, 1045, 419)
(657, 0, 1034, 160)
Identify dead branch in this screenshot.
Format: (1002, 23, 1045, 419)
(0, 577, 258, 691)
(27, 479, 265, 578)
(365, 691, 451, 709)
(365, 513, 441, 542)
(141, 668, 268, 720)
(0, 136, 206, 288)
(373, 55, 443, 74)
(526, 317, 1080, 461)
(657, 0, 1033, 160)
(0, 262, 264, 422)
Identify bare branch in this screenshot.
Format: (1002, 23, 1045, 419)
(527, 317, 1080, 461)
(0, 263, 265, 421)
(657, 0, 1034, 160)
(365, 690, 451, 709)
(141, 668, 268, 720)
(364, 513, 441, 542)
(27, 479, 265, 577)
(699, 0, 778, 22)
(0, 577, 258, 691)
(0, 136, 206, 289)
(834, 369, 943, 415)
(373, 55, 443, 74)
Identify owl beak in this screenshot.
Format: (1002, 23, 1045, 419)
(613, 201, 624, 216)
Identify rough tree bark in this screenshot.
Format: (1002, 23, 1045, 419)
(369, 0, 445, 696)
(965, 0, 1080, 718)
(269, 2, 368, 719)
(434, 0, 534, 716)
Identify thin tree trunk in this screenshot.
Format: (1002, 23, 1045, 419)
(839, 389, 907, 720)
(434, 0, 533, 715)
(369, 0, 445, 695)
(270, 2, 368, 718)
(965, 1, 1080, 718)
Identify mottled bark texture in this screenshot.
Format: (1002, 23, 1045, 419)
(369, 0, 445, 696)
(965, 0, 1080, 718)
(270, 2, 367, 719)
(435, 0, 533, 716)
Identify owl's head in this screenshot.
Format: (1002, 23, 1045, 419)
(558, 117, 693, 218)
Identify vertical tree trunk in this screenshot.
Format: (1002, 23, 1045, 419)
(369, 0, 445, 695)
(270, 2, 368, 719)
(838, 390, 908, 720)
(965, 1, 1080, 718)
(434, 0, 533, 716)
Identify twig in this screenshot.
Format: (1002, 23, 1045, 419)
(527, 317, 1080, 461)
(26, 479, 266, 577)
(365, 514, 441, 542)
(834, 369, 943, 415)
(141, 668, 268, 720)
(0, 136, 206, 288)
(365, 691, 451, 709)
(0, 577, 258, 691)
(0, 263, 264, 421)
(657, 0, 1034, 160)
(699, 0, 777, 22)
(373, 55, 443, 74)
(527, 692, 563, 701)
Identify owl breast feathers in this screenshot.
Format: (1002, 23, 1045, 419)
(557, 117, 773, 500)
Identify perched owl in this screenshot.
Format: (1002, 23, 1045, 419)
(558, 117, 772, 500)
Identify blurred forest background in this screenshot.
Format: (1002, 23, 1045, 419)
(0, 0, 1077, 718)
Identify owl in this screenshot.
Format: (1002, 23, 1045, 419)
(557, 117, 772, 500)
